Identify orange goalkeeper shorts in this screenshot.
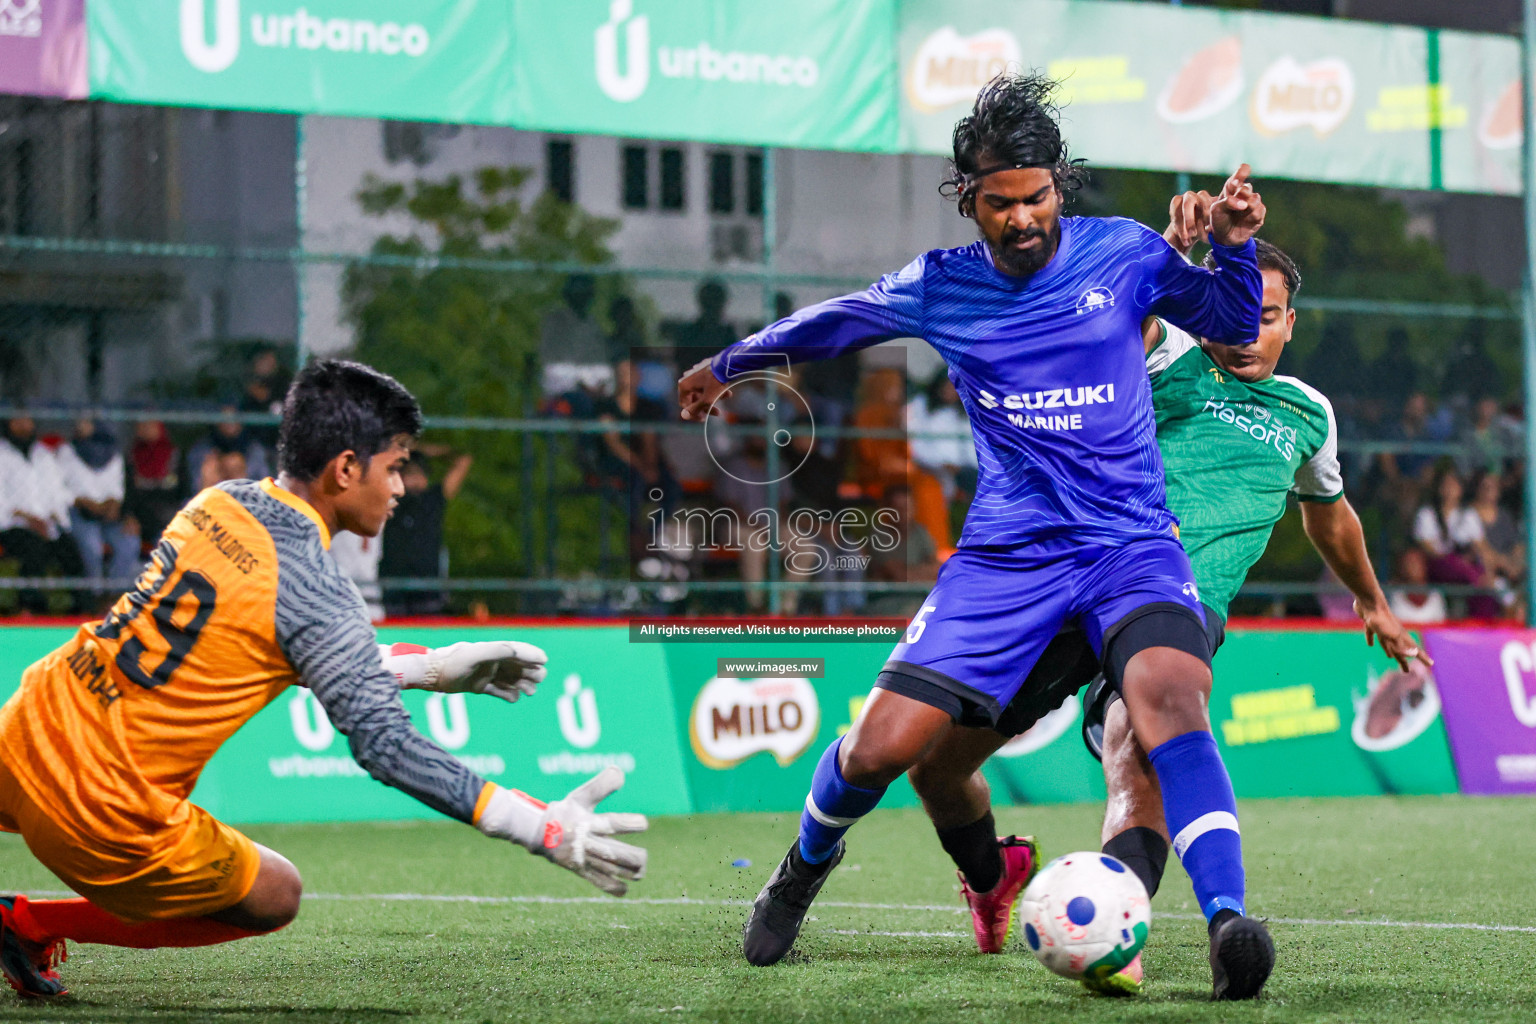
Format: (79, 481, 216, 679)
(0, 757, 261, 922)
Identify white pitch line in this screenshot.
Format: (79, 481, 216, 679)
(831, 929, 966, 938)
(302, 892, 1536, 935)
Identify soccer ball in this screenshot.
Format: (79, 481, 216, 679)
(1018, 852, 1151, 981)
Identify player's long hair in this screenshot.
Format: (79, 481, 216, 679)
(277, 359, 423, 481)
(943, 71, 1088, 218)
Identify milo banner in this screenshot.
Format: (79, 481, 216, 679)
(0, 0, 88, 99)
(897, 0, 1522, 195)
(1422, 629, 1536, 796)
(0, 624, 1484, 822)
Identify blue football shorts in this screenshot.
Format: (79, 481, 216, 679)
(875, 535, 1210, 730)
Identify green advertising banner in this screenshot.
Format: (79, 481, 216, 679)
(896, 0, 1523, 195)
(87, 0, 897, 151)
(658, 640, 919, 814)
(193, 625, 693, 821)
(90, 0, 518, 123)
(509, 0, 898, 152)
(0, 623, 1465, 824)
(79, 1, 1523, 193)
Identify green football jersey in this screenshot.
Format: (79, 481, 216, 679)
(1148, 321, 1343, 619)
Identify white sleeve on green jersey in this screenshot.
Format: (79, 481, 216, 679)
(1145, 319, 1199, 377)
(1283, 377, 1345, 501)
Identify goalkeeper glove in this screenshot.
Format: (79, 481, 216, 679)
(381, 640, 548, 704)
(475, 768, 649, 896)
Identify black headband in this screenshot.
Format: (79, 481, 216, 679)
(962, 160, 1057, 190)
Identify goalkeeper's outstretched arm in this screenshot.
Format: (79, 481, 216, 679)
(274, 526, 647, 894)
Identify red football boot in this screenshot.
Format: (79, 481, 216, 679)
(0, 896, 68, 998)
(960, 835, 1040, 954)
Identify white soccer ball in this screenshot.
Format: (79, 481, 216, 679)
(1018, 851, 1151, 981)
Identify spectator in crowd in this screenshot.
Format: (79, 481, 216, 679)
(1362, 327, 1416, 411)
(125, 419, 181, 547)
(1458, 396, 1522, 478)
(851, 367, 951, 550)
(1469, 470, 1524, 587)
(1380, 392, 1448, 487)
(865, 483, 939, 617)
(56, 419, 139, 587)
(1412, 465, 1501, 618)
(907, 372, 977, 504)
(1388, 547, 1447, 625)
(606, 294, 647, 362)
(671, 279, 739, 354)
(1442, 321, 1500, 404)
(200, 449, 249, 489)
(713, 397, 799, 614)
(239, 346, 290, 447)
(595, 359, 675, 556)
(381, 449, 473, 617)
(539, 274, 613, 400)
(188, 407, 269, 489)
(851, 367, 908, 500)
(330, 531, 384, 623)
(0, 416, 84, 613)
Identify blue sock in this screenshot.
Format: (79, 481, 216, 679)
(798, 738, 886, 863)
(1147, 730, 1246, 921)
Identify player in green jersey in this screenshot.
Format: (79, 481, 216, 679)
(905, 193, 1430, 996)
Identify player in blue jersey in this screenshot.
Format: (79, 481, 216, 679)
(677, 73, 1272, 997)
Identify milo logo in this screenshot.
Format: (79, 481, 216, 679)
(689, 675, 819, 769)
(906, 26, 1022, 113)
(1250, 55, 1354, 136)
(180, 0, 431, 74)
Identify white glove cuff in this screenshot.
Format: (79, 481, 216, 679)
(379, 642, 432, 690)
(474, 784, 549, 851)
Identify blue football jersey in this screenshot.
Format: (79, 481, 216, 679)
(709, 216, 1262, 548)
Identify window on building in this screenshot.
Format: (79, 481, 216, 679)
(622, 145, 649, 209)
(745, 152, 764, 218)
(708, 151, 735, 215)
(659, 147, 686, 211)
(546, 139, 574, 203)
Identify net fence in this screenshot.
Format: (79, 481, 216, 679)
(0, 97, 1525, 621)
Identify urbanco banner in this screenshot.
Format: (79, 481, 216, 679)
(192, 625, 694, 821)
(0, 0, 87, 99)
(508, 0, 898, 152)
(89, 0, 518, 123)
(86, 0, 898, 150)
(0, 623, 1476, 823)
(897, 0, 1522, 195)
(1423, 629, 1536, 795)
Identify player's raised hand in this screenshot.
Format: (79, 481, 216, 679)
(678, 357, 728, 421)
(1209, 164, 1266, 247)
(1163, 190, 1215, 256)
(476, 768, 648, 896)
(1355, 599, 1434, 672)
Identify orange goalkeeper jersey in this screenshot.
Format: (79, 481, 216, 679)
(0, 479, 488, 839)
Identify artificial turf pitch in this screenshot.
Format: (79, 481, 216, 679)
(2, 794, 1533, 1023)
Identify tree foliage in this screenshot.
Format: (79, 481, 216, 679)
(343, 167, 620, 594)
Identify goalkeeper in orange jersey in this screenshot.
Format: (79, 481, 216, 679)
(0, 360, 648, 999)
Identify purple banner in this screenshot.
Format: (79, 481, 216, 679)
(1424, 629, 1536, 795)
(0, 0, 87, 99)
